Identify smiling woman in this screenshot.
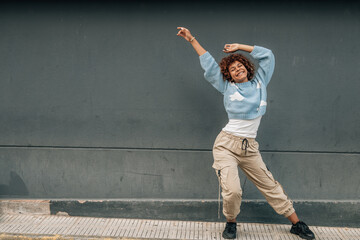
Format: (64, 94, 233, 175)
(176, 26, 315, 240)
(220, 54, 255, 83)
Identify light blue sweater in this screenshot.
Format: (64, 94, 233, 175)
(199, 45, 275, 120)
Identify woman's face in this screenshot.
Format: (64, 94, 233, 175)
(229, 61, 248, 83)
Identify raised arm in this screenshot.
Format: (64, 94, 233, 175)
(177, 27, 206, 56)
(176, 27, 226, 93)
(223, 43, 254, 53)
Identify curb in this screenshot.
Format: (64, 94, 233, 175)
(1, 199, 360, 227)
(0, 233, 141, 240)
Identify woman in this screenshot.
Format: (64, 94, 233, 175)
(176, 27, 315, 240)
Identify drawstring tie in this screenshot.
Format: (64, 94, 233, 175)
(241, 138, 249, 155)
(217, 170, 221, 219)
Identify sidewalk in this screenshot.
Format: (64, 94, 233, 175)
(0, 214, 359, 240)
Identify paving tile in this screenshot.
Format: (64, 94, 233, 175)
(0, 214, 359, 240)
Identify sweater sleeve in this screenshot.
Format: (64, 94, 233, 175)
(199, 52, 226, 94)
(250, 45, 275, 86)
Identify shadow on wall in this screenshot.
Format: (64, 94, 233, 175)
(0, 171, 29, 196)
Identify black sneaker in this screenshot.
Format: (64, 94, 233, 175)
(290, 221, 315, 240)
(222, 222, 237, 239)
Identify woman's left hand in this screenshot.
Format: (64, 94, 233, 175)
(223, 43, 240, 53)
(177, 27, 194, 42)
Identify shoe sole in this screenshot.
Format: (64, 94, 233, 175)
(222, 232, 236, 239)
(290, 229, 315, 240)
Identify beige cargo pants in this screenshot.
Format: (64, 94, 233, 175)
(213, 131, 295, 220)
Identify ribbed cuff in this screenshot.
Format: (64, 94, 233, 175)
(283, 207, 296, 218)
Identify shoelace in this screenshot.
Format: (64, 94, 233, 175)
(225, 222, 237, 232)
(296, 221, 311, 233)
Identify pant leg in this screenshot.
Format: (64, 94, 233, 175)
(238, 140, 295, 218)
(212, 131, 242, 220)
(215, 166, 242, 220)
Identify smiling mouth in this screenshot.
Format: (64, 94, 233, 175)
(236, 71, 245, 77)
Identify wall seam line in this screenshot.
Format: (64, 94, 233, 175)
(0, 145, 359, 155)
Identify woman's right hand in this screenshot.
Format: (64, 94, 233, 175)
(223, 43, 254, 53)
(223, 44, 240, 53)
(177, 27, 194, 42)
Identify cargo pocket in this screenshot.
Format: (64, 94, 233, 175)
(214, 166, 232, 219)
(260, 165, 276, 183)
(215, 167, 231, 192)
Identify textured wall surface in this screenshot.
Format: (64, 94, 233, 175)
(0, 0, 359, 225)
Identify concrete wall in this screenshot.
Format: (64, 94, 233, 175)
(1, 1, 359, 226)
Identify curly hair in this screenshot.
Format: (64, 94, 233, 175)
(219, 54, 255, 82)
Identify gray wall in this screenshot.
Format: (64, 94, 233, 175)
(1, 0, 359, 224)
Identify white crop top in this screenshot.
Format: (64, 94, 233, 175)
(222, 116, 262, 138)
